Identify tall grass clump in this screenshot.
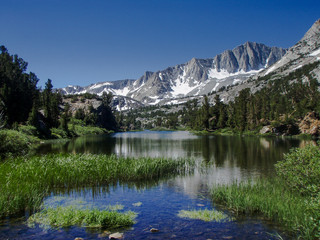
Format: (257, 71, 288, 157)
(0, 154, 194, 218)
(211, 144, 320, 240)
(28, 206, 136, 229)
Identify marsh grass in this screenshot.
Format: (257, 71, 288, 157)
(27, 206, 136, 229)
(177, 209, 231, 222)
(0, 154, 194, 218)
(211, 178, 318, 239)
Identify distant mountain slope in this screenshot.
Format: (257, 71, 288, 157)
(258, 19, 320, 79)
(60, 42, 286, 107)
(214, 19, 320, 104)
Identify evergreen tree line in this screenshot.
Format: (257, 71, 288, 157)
(187, 61, 320, 132)
(0, 45, 117, 135)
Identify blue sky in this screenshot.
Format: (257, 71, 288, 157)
(1, 0, 319, 88)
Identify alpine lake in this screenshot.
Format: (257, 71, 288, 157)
(0, 131, 313, 240)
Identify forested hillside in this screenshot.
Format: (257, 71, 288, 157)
(0, 46, 117, 138)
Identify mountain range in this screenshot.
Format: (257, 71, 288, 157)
(61, 19, 320, 111)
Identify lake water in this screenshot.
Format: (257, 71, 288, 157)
(1, 131, 310, 239)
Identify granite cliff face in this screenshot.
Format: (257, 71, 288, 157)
(212, 19, 320, 105)
(61, 42, 286, 108)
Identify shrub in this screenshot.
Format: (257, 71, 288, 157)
(0, 129, 39, 159)
(275, 144, 320, 197)
(50, 128, 68, 139)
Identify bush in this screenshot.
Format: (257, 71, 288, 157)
(0, 129, 39, 159)
(18, 125, 39, 137)
(50, 128, 69, 139)
(275, 144, 320, 197)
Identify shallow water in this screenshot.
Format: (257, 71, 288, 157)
(2, 131, 309, 239)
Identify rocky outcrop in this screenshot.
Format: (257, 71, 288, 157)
(256, 19, 320, 79)
(299, 112, 320, 136)
(214, 42, 286, 73)
(260, 124, 300, 136)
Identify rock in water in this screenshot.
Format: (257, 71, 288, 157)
(150, 228, 159, 233)
(109, 232, 123, 239)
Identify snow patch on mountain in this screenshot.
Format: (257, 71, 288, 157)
(209, 68, 262, 80)
(310, 48, 320, 56)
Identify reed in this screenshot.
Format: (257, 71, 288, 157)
(0, 154, 194, 217)
(211, 178, 318, 239)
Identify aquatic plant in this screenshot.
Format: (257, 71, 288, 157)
(27, 206, 136, 229)
(132, 202, 142, 207)
(0, 154, 194, 217)
(177, 209, 231, 222)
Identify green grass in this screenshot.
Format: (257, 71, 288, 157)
(177, 209, 231, 222)
(0, 154, 194, 218)
(27, 206, 136, 229)
(211, 178, 319, 239)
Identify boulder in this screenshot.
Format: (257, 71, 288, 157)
(260, 125, 272, 134)
(299, 112, 320, 136)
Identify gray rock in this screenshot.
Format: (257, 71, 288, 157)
(260, 126, 273, 134)
(109, 232, 123, 239)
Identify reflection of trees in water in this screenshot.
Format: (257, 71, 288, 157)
(36, 134, 117, 155)
(199, 136, 303, 176)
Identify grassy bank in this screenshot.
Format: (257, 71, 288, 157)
(191, 128, 259, 136)
(0, 154, 194, 218)
(0, 122, 110, 159)
(211, 144, 320, 239)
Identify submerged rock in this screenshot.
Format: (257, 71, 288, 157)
(109, 232, 123, 239)
(98, 231, 111, 238)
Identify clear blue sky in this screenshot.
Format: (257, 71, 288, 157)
(1, 0, 319, 88)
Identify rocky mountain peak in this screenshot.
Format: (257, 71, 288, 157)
(61, 41, 286, 108)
